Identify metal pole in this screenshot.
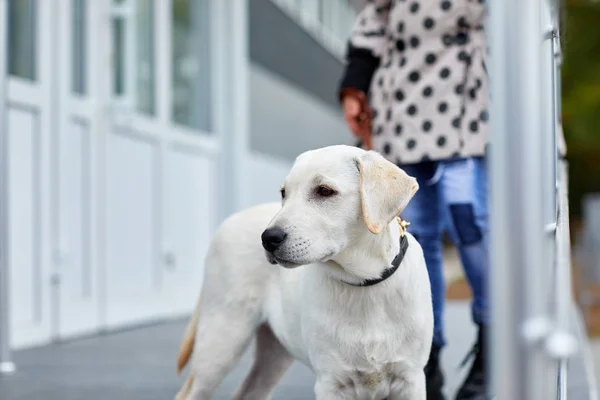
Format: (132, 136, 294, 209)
(0, 0, 16, 375)
(488, 0, 550, 398)
(543, 3, 579, 400)
(540, 6, 559, 399)
(542, 6, 557, 234)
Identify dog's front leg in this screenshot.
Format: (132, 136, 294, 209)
(388, 369, 426, 400)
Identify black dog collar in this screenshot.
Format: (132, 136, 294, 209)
(345, 218, 411, 287)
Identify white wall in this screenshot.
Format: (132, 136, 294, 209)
(249, 63, 353, 163)
(245, 151, 292, 208)
(245, 63, 356, 209)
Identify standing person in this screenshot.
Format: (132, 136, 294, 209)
(338, 1, 490, 400)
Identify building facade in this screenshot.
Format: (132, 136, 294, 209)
(0, 0, 358, 350)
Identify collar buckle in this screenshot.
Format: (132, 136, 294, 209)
(397, 216, 410, 238)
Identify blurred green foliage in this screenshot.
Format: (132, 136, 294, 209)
(562, 1, 600, 218)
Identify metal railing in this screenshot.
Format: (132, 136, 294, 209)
(488, 0, 596, 399)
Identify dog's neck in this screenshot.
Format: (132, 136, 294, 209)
(324, 219, 402, 286)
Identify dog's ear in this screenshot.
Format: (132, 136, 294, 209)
(356, 151, 419, 234)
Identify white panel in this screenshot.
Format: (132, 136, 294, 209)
(5, 0, 59, 350)
(8, 108, 38, 328)
(162, 148, 215, 314)
(60, 121, 90, 297)
(245, 151, 292, 208)
(106, 132, 159, 327)
(57, 120, 96, 337)
(7, 107, 50, 347)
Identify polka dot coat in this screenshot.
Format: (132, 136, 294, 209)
(339, 0, 490, 165)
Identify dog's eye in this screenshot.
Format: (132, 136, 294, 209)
(280, 188, 286, 199)
(316, 186, 336, 197)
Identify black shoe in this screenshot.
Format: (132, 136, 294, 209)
(425, 343, 446, 400)
(455, 324, 489, 400)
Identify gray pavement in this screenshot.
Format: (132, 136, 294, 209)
(0, 302, 476, 400)
(0, 301, 595, 399)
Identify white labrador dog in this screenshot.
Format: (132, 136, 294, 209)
(175, 145, 433, 400)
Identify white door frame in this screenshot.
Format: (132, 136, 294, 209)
(5, 0, 54, 350)
(94, 0, 112, 332)
(102, 0, 249, 251)
(52, 0, 104, 340)
(0, 0, 16, 374)
(102, 0, 226, 328)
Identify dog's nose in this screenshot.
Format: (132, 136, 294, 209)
(261, 227, 287, 253)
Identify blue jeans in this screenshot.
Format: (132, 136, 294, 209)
(399, 157, 489, 348)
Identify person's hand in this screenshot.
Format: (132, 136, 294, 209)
(343, 95, 363, 135)
(342, 93, 372, 150)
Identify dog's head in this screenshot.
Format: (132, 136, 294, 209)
(261, 145, 419, 268)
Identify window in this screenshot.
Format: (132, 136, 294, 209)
(171, 0, 211, 132)
(136, 0, 155, 115)
(111, 0, 155, 115)
(7, 0, 37, 80)
(319, 0, 332, 30)
(72, 0, 87, 95)
(112, 16, 126, 96)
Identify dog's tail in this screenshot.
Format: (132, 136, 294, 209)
(177, 294, 203, 375)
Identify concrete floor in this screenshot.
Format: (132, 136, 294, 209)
(0, 302, 478, 400)
(2, 221, 594, 397)
(0, 301, 595, 399)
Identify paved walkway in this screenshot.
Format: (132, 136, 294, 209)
(0, 245, 595, 400)
(1, 301, 596, 399)
(0, 301, 477, 400)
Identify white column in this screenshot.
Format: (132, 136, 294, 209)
(94, 0, 114, 331)
(0, 0, 16, 375)
(213, 0, 250, 220)
(488, 0, 551, 398)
